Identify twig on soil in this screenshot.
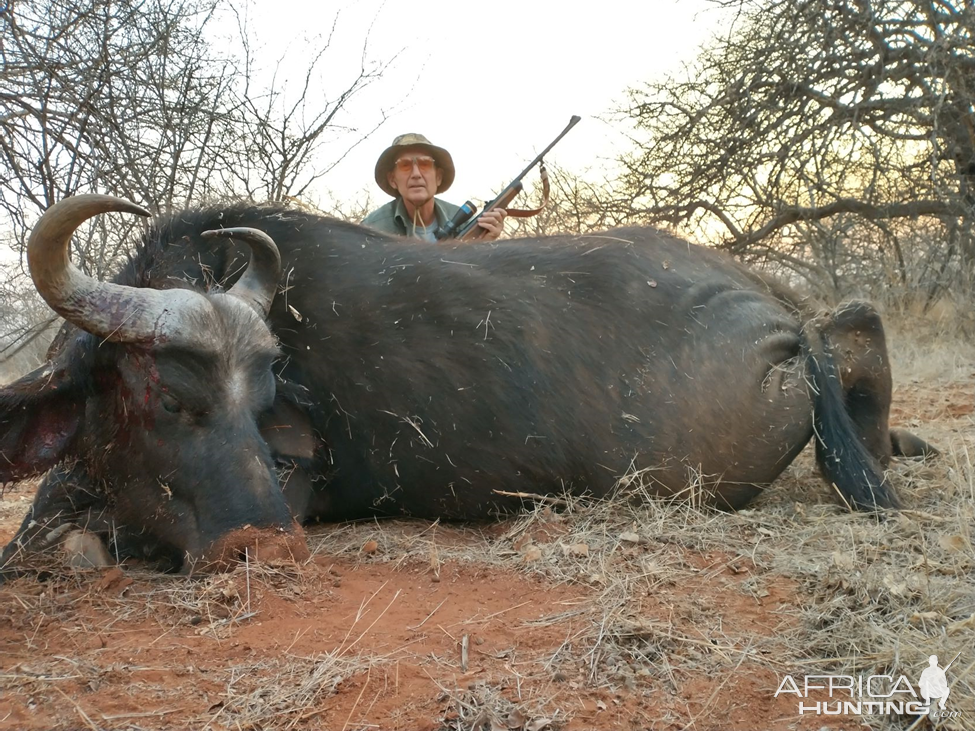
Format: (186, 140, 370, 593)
(340, 589, 402, 656)
(354, 579, 390, 623)
(245, 546, 252, 613)
(678, 639, 753, 731)
(284, 627, 310, 656)
(456, 601, 530, 627)
(101, 709, 180, 720)
(409, 597, 448, 630)
(53, 686, 100, 731)
(342, 665, 371, 731)
(206, 611, 258, 630)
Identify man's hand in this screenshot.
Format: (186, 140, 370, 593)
(476, 209, 507, 241)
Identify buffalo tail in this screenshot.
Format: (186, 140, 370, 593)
(801, 324, 899, 511)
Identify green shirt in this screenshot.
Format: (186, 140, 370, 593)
(361, 197, 461, 241)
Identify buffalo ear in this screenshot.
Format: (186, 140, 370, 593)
(259, 397, 317, 460)
(259, 392, 324, 522)
(0, 362, 86, 482)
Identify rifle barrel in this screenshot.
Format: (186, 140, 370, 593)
(455, 115, 581, 239)
(504, 115, 581, 194)
(942, 651, 962, 672)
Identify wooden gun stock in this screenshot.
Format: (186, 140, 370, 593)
(458, 183, 523, 241)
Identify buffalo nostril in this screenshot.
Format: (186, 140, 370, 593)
(196, 523, 311, 574)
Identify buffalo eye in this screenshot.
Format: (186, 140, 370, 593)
(160, 392, 182, 414)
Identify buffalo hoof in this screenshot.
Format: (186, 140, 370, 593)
(62, 529, 115, 568)
(890, 427, 939, 458)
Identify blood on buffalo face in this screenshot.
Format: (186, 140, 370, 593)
(95, 299, 300, 568)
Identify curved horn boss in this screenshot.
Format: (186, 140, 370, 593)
(28, 194, 203, 343)
(202, 227, 282, 317)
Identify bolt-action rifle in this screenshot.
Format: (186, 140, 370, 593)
(435, 115, 581, 241)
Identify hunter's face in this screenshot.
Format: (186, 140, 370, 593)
(387, 146, 443, 209)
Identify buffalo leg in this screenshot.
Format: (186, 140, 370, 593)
(890, 427, 939, 458)
(0, 464, 111, 576)
(821, 301, 896, 466)
(823, 301, 937, 463)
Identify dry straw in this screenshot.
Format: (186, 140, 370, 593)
(0, 320, 972, 730)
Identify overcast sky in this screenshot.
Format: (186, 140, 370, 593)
(242, 0, 725, 213)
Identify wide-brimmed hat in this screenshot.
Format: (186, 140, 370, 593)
(374, 133, 455, 197)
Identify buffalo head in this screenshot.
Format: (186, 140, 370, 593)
(1, 195, 306, 572)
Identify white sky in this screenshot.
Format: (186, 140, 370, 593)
(242, 0, 723, 212)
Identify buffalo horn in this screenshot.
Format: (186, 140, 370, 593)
(28, 194, 210, 344)
(201, 227, 282, 317)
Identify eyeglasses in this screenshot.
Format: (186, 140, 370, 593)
(394, 156, 436, 174)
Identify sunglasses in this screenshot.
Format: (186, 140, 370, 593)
(394, 156, 436, 174)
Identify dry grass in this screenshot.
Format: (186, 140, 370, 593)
(0, 323, 972, 730)
(295, 323, 974, 730)
(299, 434, 973, 729)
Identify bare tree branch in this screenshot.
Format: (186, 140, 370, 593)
(613, 0, 975, 298)
(0, 0, 396, 369)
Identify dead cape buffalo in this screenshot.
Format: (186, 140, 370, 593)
(0, 195, 933, 574)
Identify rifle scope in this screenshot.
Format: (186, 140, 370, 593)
(435, 201, 477, 240)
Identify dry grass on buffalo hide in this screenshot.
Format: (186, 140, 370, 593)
(0, 323, 972, 731)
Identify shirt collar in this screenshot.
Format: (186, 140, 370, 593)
(393, 197, 448, 231)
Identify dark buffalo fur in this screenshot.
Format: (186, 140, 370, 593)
(0, 203, 935, 573)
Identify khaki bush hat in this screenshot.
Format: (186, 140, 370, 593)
(375, 133, 455, 197)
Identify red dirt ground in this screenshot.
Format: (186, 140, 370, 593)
(2, 372, 966, 730)
(0, 518, 862, 731)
